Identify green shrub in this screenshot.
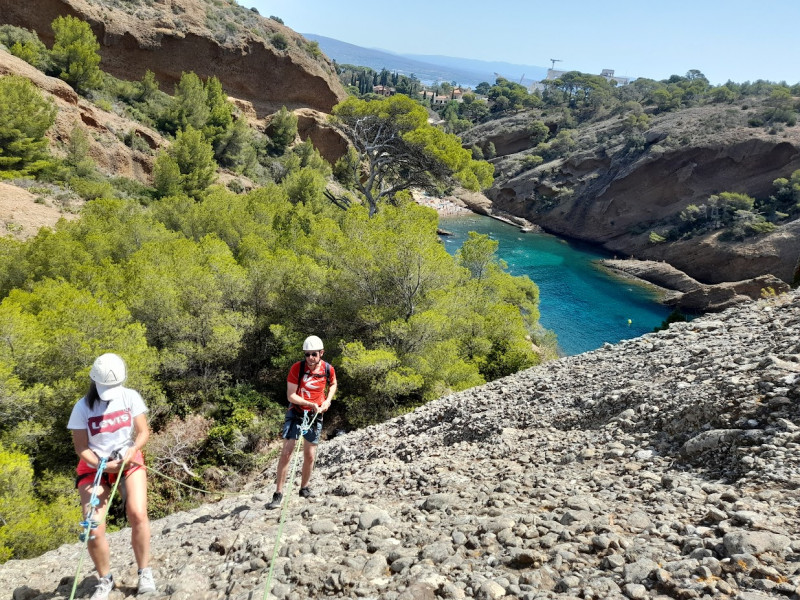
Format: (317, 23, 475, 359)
(65, 125, 95, 176)
(333, 146, 359, 187)
(271, 33, 288, 50)
(0, 445, 81, 562)
(123, 129, 153, 153)
(69, 176, 113, 200)
(154, 125, 217, 199)
(153, 152, 183, 198)
(305, 40, 321, 58)
(0, 25, 50, 71)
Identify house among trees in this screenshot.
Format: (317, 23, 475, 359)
(373, 85, 396, 97)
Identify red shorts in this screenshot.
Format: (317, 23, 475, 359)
(75, 450, 144, 488)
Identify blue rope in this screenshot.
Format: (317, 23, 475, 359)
(69, 457, 108, 600)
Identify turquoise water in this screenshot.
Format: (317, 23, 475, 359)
(439, 215, 672, 356)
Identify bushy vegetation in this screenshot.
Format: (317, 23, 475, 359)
(0, 24, 50, 71)
(648, 173, 800, 244)
(0, 17, 550, 561)
(0, 189, 549, 556)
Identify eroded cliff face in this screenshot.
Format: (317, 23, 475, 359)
(0, 0, 348, 116)
(468, 105, 800, 284)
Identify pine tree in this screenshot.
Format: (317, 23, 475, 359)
(267, 106, 297, 155)
(203, 76, 234, 159)
(139, 70, 159, 101)
(172, 72, 210, 133)
(154, 125, 217, 199)
(49, 16, 102, 94)
(0, 76, 56, 177)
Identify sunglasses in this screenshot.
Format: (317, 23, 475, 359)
(304, 351, 320, 357)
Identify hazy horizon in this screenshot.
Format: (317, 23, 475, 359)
(247, 0, 800, 85)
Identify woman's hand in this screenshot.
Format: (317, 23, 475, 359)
(104, 458, 122, 473)
(122, 446, 139, 465)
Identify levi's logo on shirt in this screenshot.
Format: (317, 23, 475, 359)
(88, 409, 130, 434)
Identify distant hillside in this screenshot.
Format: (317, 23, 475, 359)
(303, 33, 547, 88)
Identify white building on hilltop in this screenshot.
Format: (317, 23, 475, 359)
(531, 67, 631, 92)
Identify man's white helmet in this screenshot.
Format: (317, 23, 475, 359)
(302, 335, 324, 351)
(89, 353, 127, 386)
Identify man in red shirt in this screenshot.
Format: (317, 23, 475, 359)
(267, 335, 337, 508)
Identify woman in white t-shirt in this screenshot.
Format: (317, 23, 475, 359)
(67, 353, 156, 599)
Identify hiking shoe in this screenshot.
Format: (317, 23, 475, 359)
(299, 487, 311, 498)
(137, 566, 156, 594)
(266, 492, 283, 509)
(90, 574, 114, 600)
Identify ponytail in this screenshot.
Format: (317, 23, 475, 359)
(86, 381, 100, 411)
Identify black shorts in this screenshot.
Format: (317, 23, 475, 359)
(282, 408, 323, 444)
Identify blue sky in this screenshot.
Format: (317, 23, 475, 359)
(246, 0, 800, 85)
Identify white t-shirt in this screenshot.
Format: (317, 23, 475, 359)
(67, 386, 148, 458)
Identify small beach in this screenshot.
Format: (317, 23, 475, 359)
(414, 193, 473, 216)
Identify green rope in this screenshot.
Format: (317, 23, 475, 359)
(139, 463, 241, 497)
(262, 410, 319, 600)
(68, 456, 128, 600)
(262, 435, 304, 600)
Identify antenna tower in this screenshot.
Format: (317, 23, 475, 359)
(549, 58, 562, 70)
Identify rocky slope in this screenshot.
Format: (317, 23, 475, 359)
(0, 0, 347, 117)
(464, 105, 800, 285)
(0, 48, 164, 182)
(2, 290, 799, 599)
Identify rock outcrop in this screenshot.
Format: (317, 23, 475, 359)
(465, 105, 800, 285)
(2, 290, 799, 599)
(602, 258, 791, 312)
(292, 108, 349, 165)
(0, 0, 347, 117)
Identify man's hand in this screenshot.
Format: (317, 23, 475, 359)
(320, 399, 331, 413)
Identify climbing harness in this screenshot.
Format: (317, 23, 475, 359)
(262, 409, 319, 600)
(69, 455, 128, 600)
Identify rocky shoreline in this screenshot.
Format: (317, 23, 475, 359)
(2, 291, 799, 600)
(601, 259, 791, 313)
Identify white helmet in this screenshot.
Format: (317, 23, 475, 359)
(89, 353, 127, 386)
(302, 335, 324, 351)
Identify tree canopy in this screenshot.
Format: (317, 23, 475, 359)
(330, 95, 493, 216)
